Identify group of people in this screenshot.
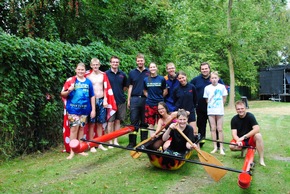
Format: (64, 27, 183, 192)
(60, 53, 266, 166)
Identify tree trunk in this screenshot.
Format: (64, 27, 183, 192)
(227, 0, 235, 108)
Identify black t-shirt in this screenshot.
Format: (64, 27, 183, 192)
(231, 112, 258, 137)
(168, 125, 194, 153)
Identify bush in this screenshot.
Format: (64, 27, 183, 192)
(0, 33, 136, 160)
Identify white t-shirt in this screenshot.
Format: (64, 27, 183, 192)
(203, 83, 228, 115)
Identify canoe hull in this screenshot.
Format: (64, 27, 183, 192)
(147, 150, 193, 170)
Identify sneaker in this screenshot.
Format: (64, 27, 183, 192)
(98, 144, 108, 151)
(90, 147, 97, 153)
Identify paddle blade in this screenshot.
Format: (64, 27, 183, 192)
(130, 138, 152, 159)
(130, 150, 142, 159)
(198, 150, 227, 182)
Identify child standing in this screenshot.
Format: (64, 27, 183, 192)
(61, 62, 96, 159)
(203, 71, 228, 155)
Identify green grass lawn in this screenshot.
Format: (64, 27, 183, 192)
(0, 101, 289, 194)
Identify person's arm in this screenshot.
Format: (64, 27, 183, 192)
(192, 85, 197, 107)
(243, 125, 260, 139)
(103, 86, 108, 107)
(127, 85, 133, 109)
(162, 123, 175, 141)
(143, 89, 148, 97)
(223, 95, 227, 105)
(90, 96, 96, 119)
(152, 119, 163, 138)
(163, 88, 168, 97)
(60, 84, 74, 98)
(231, 129, 240, 142)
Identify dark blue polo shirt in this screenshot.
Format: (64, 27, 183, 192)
(164, 74, 180, 112)
(190, 74, 224, 112)
(128, 68, 150, 97)
(106, 69, 128, 105)
(173, 83, 197, 113)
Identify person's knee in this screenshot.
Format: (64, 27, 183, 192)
(254, 133, 263, 141)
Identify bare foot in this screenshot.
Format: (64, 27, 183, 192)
(220, 149, 225, 155)
(260, 159, 266, 166)
(108, 146, 114, 149)
(210, 148, 218, 154)
(98, 144, 108, 151)
(67, 152, 75, 160)
(90, 147, 97, 153)
(78, 152, 88, 156)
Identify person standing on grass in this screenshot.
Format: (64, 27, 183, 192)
(143, 62, 168, 139)
(105, 56, 128, 147)
(164, 62, 179, 112)
(203, 71, 228, 155)
(190, 62, 225, 148)
(86, 58, 109, 152)
(61, 62, 95, 159)
(229, 100, 266, 166)
(173, 71, 198, 136)
(127, 53, 150, 148)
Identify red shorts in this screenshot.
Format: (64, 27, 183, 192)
(145, 105, 159, 125)
(231, 136, 256, 147)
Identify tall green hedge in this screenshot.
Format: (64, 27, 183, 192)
(0, 33, 136, 161)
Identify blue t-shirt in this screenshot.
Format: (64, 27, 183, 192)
(144, 75, 167, 106)
(106, 69, 128, 105)
(66, 78, 94, 115)
(128, 68, 150, 96)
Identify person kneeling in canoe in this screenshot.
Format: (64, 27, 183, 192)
(162, 109, 198, 156)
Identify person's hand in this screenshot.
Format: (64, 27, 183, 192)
(168, 123, 178, 130)
(68, 84, 74, 92)
(236, 141, 243, 147)
(151, 133, 156, 139)
(191, 143, 198, 149)
(90, 111, 96, 119)
(127, 101, 130, 109)
(103, 99, 108, 108)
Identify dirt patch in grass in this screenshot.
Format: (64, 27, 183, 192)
(273, 156, 290, 162)
(165, 175, 213, 194)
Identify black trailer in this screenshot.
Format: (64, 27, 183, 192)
(259, 65, 290, 102)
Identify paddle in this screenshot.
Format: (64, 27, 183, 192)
(130, 137, 152, 159)
(135, 146, 246, 174)
(174, 126, 228, 182)
(130, 116, 176, 159)
(81, 138, 246, 175)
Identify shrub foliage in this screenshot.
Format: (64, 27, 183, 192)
(0, 33, 136, 160)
